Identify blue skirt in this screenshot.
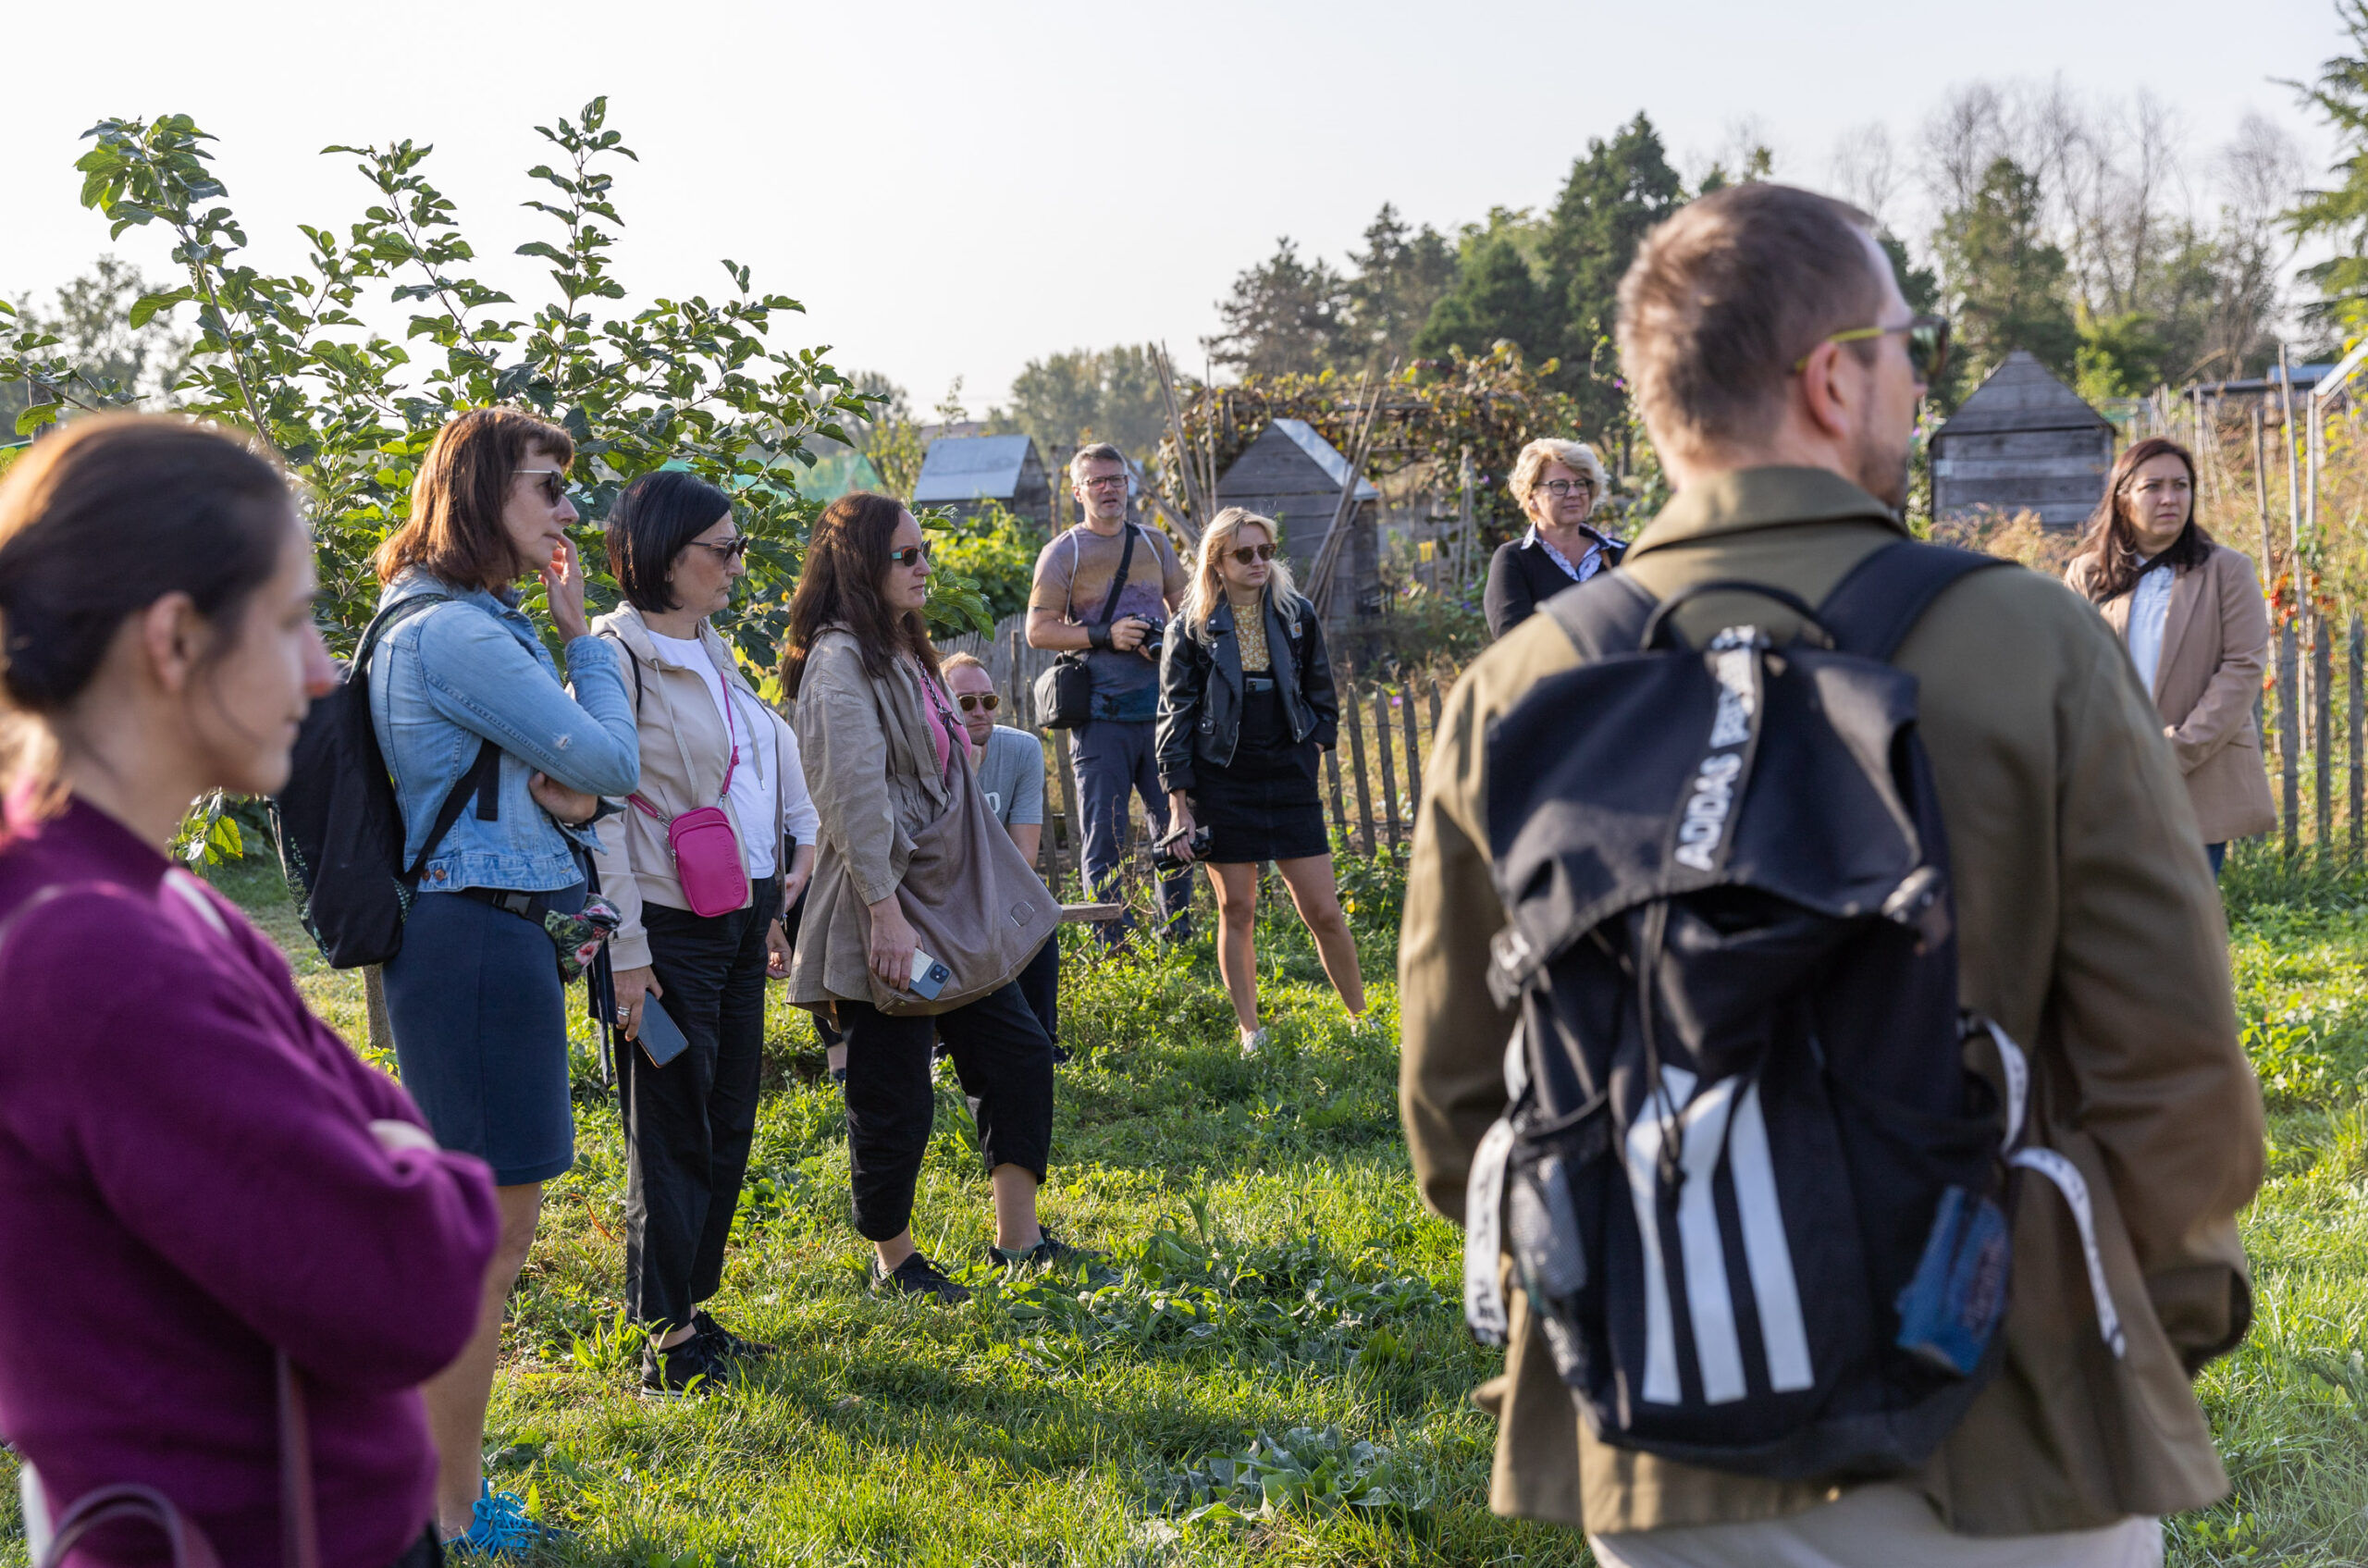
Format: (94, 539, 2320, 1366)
(383, 883, 583, 1186)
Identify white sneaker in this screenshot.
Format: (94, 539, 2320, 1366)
(1239, 1027, 1269, 1056)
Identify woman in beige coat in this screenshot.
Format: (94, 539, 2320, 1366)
(783, 492, 1076, 1304)
(591, 470, 817, 1394)
(2065, 437, 2276, 873)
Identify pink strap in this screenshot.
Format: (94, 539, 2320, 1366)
(629, 653, 740, 822)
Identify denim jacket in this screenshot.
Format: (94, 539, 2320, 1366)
(369, 571, 640, 894)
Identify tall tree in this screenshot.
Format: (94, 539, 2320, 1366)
(2289, 0, 2368, 342)
(2, 255, 192, 434)
(1338, 204, 1457, 373)
(1412, 223, 1552, 369)
(1539, 113, 1687, 424)
(1934, 156, 2079, 388)
(1203, 238, 1348, 377)
(1005, 343, 1166, 455)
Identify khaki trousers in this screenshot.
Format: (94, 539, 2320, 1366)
(1591, 1483, 2162, 1568)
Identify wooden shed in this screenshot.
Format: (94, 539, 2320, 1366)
(1930, 351, 2114, 529)
(912, 434, 1054, 528)
(1213, 419, 1381, 625)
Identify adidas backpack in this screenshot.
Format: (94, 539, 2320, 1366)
(1462, 539, 2127, 1481)
(269, 594, 496, 969)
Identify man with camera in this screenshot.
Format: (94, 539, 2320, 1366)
(1026, 443, 1192, 941)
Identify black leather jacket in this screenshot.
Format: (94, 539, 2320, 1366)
(1155, 591, 1338, 794)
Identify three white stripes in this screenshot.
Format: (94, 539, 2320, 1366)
(1624, 1066, 1817, 1405)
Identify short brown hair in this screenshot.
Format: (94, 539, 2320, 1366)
(942, 651, 988, 678)
(1616, 184, 1884, 455)
(375, 407, 573, 589)
(1068, 442, 1126, 483)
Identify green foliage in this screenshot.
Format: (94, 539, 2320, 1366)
(1163, 1426, 1438, 1534)
(1205, 204, 1460, 382)
(2075, 307, 2175, 403)
(0, 255, 191, 434)
(0, 103, 931, 663)
(924, 499, 1042, 623)
(2290, 2, 2368, 342)
(1005, 343, 1167, 457)
(1934, 156, 2080, 387)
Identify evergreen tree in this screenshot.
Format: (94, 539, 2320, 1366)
(1934, 156, 2079, 389)
(1339, 204, 1458, 372)
(2288, 0, 2368, 340)
(1413, 227, 1552, 368)
(1203, 238, 1349, 377)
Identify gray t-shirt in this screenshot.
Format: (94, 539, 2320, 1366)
(974, 725, 1044, 829)
(1029, 524, 1188, 722)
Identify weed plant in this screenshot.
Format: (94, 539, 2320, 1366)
(4, 846, 2368, 1563)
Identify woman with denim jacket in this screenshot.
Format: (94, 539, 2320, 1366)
(1155, 508, 1364, 1053)
(368, 408, 639, 1550)
(588, 469, 819, 1394)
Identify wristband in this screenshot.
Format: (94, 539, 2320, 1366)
(1088, 621, 1116, 651)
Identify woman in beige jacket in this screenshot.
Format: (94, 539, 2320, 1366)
(590, 470, 817, 1394)
(2065, 437, 2276, 874)
(783, 492, 1077, 1304)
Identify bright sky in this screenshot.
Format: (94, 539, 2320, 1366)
(1, 0, 2349, 411)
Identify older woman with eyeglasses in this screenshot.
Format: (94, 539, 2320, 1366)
(1484, 438, 1622, 640)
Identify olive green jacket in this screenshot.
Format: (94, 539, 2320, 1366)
(1400, 467, 2263, 1537)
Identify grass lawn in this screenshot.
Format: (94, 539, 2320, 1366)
(5, 843, 2368, 1565)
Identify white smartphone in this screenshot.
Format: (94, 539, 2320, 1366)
(909, 947, 952, 1000)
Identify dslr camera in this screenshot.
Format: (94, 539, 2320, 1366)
(1153, 825, 1213, 871)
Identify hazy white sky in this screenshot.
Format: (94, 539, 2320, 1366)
(2, 0, 2350, 409)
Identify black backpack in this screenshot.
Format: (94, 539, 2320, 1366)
(1464, 540, 2126, 1482)
(270, 594, 498, 969)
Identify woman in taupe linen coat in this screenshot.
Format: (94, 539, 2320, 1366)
(2065, 437, 2276, 874)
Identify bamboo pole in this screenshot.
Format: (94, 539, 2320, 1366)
(2319, 612, 2336, 847)
(1306, 370, 1385, 621)
(1372, 685, 1401, 849)
(2352, 616, 2364, 858)
(2253, 403, 2274, 586)
(1152, 342, 1208, 543)
(2280, 621, 2300, 858)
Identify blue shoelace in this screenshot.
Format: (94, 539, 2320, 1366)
(448, 1480, 545, 1558)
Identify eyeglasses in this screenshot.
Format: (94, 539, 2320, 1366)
(956, 692, 1001, 713)
(888, 545, 930, 567)
(1079, 475, 1129, 492)
(1792, 315, 1950, 383)
(689, 537, 751, 562)
(1228, 543, 1276, 564)
(1537, 479, 1595, 500)
(516, 468, 569, 505)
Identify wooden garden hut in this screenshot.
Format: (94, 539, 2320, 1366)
(1929, 350, 2115, 529)
(912, 434, 1054, 528)
(1213, 418, 1381, 625)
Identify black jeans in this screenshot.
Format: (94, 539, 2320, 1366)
(841, 980, 1054, 1241)
(1016, 935, 1058, 1045)
(617, 874, 781, 1332)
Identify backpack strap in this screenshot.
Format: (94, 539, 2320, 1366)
(1540, 568, 1659, 659)
(1814, 540, 2012, 661)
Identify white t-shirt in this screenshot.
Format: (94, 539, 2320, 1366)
(648, 629, 779, 879)
(2126, 563, 2175, 696)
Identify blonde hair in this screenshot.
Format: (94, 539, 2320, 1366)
(1509, 438, 1610, 517)
(1182, 507, 1299, 630)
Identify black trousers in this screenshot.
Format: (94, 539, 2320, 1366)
(841, 980, 1054, 1242)
(1016, 935, 1058, 1044)
(617, 874, 781, 1332)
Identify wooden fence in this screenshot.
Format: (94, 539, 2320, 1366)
(937, 612, 1447, 900)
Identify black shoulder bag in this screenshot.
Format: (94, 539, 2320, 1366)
(1033, 524, 1138, 730)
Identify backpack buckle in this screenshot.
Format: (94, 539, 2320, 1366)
(1881, 865, 1952, 950)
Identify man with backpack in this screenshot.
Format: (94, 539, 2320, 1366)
(1400, 182, 2262, 1566)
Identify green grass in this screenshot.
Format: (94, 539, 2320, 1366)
(6, 842, 2368, 1563)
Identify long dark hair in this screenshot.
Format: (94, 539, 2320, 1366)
(2074, 437, 2214, 603)
(781, 492, 938, 698)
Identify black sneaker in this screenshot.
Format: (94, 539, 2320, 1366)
(987, 1229, 1106, 1276)
(692, 1310, 776, 1361)
(873, 1251, 971, 1303)
(829, 1066, 847, 1087)
(641, 1334, 725, 1396)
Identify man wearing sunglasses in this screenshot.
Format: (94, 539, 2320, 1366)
(1026, 443, 1193, 940)
(1403, 183, 2258, 1566)
(944, 653, 1060, 1053)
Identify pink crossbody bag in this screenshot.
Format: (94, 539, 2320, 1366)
(629, 664, 751, 918)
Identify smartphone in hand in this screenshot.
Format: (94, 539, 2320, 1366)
(908, 948, 952, 1001)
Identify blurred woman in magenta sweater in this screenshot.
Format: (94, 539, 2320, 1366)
(0, 417, 500, 1568)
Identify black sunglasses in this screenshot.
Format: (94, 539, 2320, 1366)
(956, 692, 1001, 713)
(888, 544, 930, 567)
(515, 467, 569, 505)
(689, 537, 750, 562)
(1228, 543, 1276, 564)
(1793, 315, 1951, 384)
